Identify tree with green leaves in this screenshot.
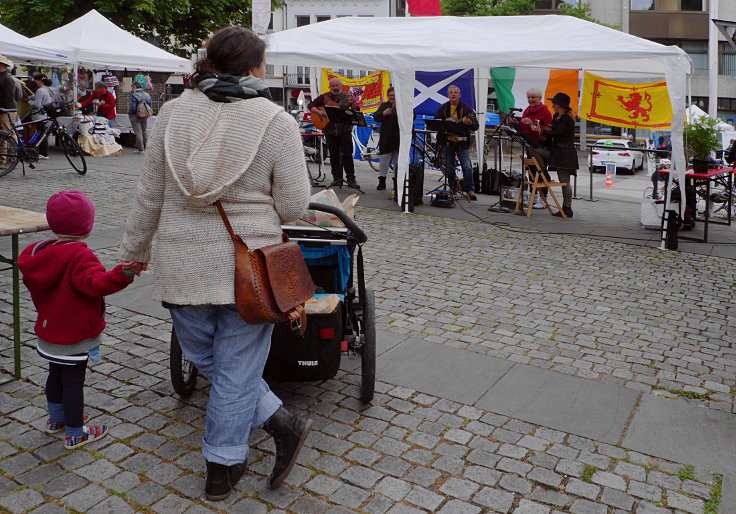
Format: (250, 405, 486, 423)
(441, 0, 611, 27)
(0, 0, 278, 57)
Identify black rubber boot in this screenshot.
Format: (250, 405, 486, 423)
(263, 406, 313, 489)
(377, 176, 386, 190)
(204, 460, 246, 501)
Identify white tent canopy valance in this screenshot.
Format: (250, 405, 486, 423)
(32, 10, 190, 73)
(266, 14, 692, 237)
(0, 23, 71, 64)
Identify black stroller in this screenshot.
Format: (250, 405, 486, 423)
(170, 203, 376, 403)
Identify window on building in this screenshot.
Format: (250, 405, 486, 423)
(296, 15, 310, 27)
(535, 0, 579, 8)
(631, 0, 655, 10)
(717, 98, 736, 112)
(680, 0, 702, 11)
(658, 39, 708, 74)
(316, 15, 330, 23)
(268, 13, 273, 30)
(266, 64, 274, 77)
(691, 96, 708, 111)
(720, 41, 736, 76)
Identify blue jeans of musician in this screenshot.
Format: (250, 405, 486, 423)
(444, 142, 474, 193)
(169, 304, 282, 466)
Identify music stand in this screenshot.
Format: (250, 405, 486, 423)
(423, 119, 468, 203)
(488, 125, 534, 213)
(324, 106, 368, 127)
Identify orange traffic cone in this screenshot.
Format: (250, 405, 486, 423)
(604, 170, 614, 188)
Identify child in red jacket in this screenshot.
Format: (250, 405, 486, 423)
(18, 190, 141, 449)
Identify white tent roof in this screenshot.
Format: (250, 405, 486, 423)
(33, 10, 190, 73)
(687, 104, 734, 131)
(266, 15, 691, 75)
(267, 15, 691, 222)
(0, 23, 71, 64)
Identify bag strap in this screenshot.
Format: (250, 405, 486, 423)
(215, 200, 289, 248)
(214, 200, 248, 249)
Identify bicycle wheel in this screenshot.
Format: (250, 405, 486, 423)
(0, 132, 20, 177)
(170, 328, 199, 397)
(58, 132, 87, 175)
(368, 155, 379, 172)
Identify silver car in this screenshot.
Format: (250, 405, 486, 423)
(590, 139, 644, 174)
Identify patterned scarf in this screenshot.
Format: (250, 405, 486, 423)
(191, 72, 272, 103)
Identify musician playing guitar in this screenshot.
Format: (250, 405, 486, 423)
(308, 77, 361, 189)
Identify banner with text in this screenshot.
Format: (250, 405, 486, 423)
(580, 72, 672, 129)
(320, 69, 390, 113)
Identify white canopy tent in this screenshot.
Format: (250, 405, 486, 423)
(32, 10, 190, 73)
(0, 23, 71, 64)
(267, 15, 692, 246)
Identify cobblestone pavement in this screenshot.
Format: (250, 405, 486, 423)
(0, 153, 730, 511)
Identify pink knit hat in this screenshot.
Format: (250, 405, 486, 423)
(46, 190, 95, 237)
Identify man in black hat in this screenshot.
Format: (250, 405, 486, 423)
(531, 92, 578, 218)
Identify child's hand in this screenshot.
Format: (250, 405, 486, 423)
(122, 261, 144, 276)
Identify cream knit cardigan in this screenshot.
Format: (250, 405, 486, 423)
(120, 88, 310, 305)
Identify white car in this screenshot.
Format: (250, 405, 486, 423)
(590, 139, 644, 174)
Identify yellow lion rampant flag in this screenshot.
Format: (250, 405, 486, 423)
(580, 72, 672, 129)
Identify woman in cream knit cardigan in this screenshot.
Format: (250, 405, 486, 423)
(120, 27, 312, 500)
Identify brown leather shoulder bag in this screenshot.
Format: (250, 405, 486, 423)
(215, 200, 314, 334)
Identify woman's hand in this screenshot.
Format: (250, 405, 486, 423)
(521, 117, 532, 125)
(383, 107, 393, 116)
(121, 261, 148, 276)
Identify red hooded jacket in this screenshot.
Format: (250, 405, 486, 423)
(18, 240, 133, 345)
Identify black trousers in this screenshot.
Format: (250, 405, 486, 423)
(36, 121, 49, 157)
(46, 360, 88, 428)
(326, 132, 356, 182)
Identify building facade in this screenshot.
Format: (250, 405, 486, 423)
(534, 0, 736, 123)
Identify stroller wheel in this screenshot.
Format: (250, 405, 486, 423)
(359, 289, 376, 403)
(170, 328, 199, 397)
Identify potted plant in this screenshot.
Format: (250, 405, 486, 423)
(684, 116, 721, 173)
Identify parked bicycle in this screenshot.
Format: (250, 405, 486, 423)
(0, 101, 87, 178)
(353, 125, 380, 172)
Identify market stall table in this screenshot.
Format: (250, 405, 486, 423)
(660, 167, 733, 243)
(0, 206, 49, 382)
(57, 114, 156, 136)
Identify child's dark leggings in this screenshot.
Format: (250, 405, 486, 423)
(46, 361, 88, 428)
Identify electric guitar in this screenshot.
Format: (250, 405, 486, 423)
(311, 101, 337, 131)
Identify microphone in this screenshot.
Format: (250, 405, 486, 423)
(509, 107, 523, 112)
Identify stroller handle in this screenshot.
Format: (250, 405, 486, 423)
(308, 202, 368, 243)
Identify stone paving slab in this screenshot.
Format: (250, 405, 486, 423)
(378, 337, 514, 404)
(476, 364, 639, 445)
(624, 394, 736, 476)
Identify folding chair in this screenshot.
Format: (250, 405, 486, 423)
(514, 156, 567, 218)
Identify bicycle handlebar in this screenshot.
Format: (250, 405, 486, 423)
(307, 202, 368, 243)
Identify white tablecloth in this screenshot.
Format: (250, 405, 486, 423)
(57, 114, 156, 135)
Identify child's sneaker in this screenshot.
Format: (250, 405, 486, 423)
(64, 425, 108, 449)
(45, 413, 91, 434)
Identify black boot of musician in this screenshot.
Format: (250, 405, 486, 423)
(263, 407, 313, 489)
(347, 176, 360, 189)
(204, 460, 246, 501)
(377, 176, 386, 190)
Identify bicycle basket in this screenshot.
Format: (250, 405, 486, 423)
(42, 101, 66, 119)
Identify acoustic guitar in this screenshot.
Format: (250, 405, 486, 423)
(310, 101, 337, 131)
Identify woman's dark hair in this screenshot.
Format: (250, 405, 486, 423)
(193, 26, 266, 83)
(32, 72, 51, 87)
(387, 87, 395, 94)
(25, 78, 38, 93)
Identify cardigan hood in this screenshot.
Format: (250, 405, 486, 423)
(163, 89, 283, 207)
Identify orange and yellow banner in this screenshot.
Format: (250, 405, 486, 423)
(580, 72, 672, 129)
(320, 69, 390, 113)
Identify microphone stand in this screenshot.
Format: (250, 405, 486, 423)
(488, 108, 521, 213)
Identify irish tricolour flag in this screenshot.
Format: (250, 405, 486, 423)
(490, 68, 580, 116)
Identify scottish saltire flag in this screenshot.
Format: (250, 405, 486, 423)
(414, 69, 475, 116)
(490, 67, 579, 116)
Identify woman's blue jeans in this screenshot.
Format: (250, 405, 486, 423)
(169, 304, 282, 466)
